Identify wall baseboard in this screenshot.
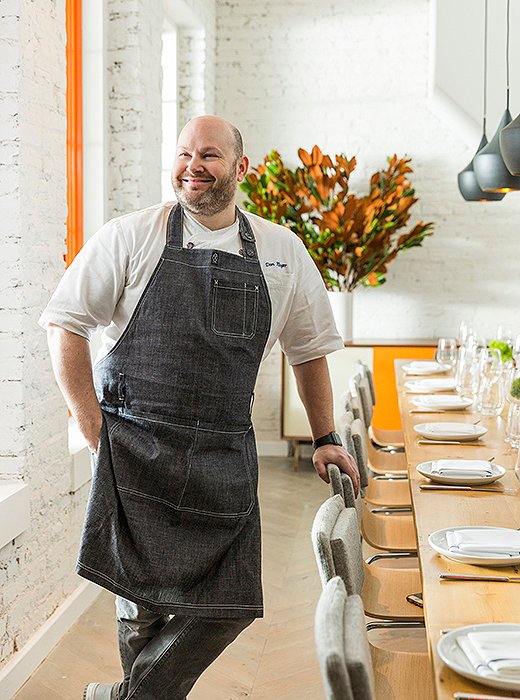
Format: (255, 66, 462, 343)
(0, 580, 102, 700)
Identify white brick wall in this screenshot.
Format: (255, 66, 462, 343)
(106, 0, 164, 217)
(176, 0, 216, 127)
(0, 0, 90, 671)
(215, 0, 520, 448)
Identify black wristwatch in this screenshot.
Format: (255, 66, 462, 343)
(312, 431, 343, 449)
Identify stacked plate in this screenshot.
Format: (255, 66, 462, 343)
(417, 459, 506, 485)
(413, 422, 487, 441)
(405, 378, 457, 393)
(402, 360, 450, 375)
(438, 623, 520, 691)
(428, 526, 520, 566)
(411, 394, 473, 411)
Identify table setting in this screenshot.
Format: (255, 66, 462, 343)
(394, 324, 520, 698)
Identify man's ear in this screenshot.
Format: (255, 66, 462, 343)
(236, 155, 249, 182)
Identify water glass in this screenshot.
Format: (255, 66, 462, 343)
(506, 403, 520, 447)
(435, 337, 457, 369)
(476, 348, 504, 415)
(455, 345, 480, 398)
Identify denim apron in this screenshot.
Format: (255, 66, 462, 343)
(77, 204, 271, 619)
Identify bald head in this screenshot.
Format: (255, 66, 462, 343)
(178, 115, 243, 162)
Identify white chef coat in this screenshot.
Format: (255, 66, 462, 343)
(39, 201, 343, 366)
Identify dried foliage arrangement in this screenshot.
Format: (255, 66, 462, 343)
(240, 146, 433, 291)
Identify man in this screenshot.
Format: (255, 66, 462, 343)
(41, 115, 359, 700)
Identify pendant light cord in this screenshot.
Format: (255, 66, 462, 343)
(483, 0, 488, 133)
(506, 0, 510, 110)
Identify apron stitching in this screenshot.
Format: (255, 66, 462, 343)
(93, 259, 165, 369)
(77, 561, 262, 609)
(120, 411, 249, 433)
(161, 258, 262, 275)
(117, 485, 254, 518)
(176, 420, 198, 509)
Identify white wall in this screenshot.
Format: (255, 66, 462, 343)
(215, 0, 520, 449)
(0, 0, 90, 673)
(436, 0, 520, 133)
(106, 0, 164, 218)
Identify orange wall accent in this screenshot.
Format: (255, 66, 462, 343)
(65, 0, 83, 267)
(372, 346, 435, 430)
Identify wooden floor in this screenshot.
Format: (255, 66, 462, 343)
(14, 456, 329, 700)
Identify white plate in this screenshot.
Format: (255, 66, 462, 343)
(428, 526, 520, 566)
(416, 460, 506, 485)
(402, 361, 450, 375)
(438, 623, 520, 691)
(405, 378, 457, 393)
(413, 422, 488, 441)
(411, 395, 473, 411)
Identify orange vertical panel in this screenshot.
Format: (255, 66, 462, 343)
(372, 346, 435, 430)
(65, 0, 83, 267)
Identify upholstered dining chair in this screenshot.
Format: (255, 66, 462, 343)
(315, 576, 434, 700)
(343, 390, 407, 475)
(356, 361, 406, 449)
(311, 495, 422, 621)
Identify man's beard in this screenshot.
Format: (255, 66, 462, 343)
(172, 168, 237, 217)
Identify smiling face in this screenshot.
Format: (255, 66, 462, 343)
(171, 116, 248, 219)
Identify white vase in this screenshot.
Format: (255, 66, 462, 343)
(327, 290, 353, 342)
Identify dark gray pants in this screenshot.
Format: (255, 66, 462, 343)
(116, 597, 254, 700)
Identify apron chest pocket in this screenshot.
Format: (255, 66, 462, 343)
(211, 279, 259, 339)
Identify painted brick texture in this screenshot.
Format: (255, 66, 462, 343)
(106, 0, 164, 218)
(0, 0, 90, 670)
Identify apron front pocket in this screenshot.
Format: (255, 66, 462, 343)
(179, 425, 255, 517)
(211, 278, 259, 339)
(109, 412, 254, 518)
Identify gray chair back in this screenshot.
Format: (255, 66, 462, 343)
(342, 418, 369, 489)
(315, 577, 376, 700)
(351, 373, 374, 428)
(357, 361, 376, 405)
(311, 495, 364, 595)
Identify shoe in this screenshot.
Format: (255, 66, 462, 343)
(83, 682, 121, 700)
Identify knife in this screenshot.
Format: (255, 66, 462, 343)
(441, 573, 520, 583)
(454, 693, 520, 699)
(419, 484, 515, 493)
(417, 439, 484, 445)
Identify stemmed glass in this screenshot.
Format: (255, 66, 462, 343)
(435, 338, 457, 370)
(476, 348, 504, 416)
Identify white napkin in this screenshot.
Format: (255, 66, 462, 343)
(404, 361, 445, 373)
(457, 631, 520, 679)
(431, 460, 493, 477)
(446, 529, 520, 557)
(411, 379, 456, 388)
(425, 423, 477, 436)
(416, 395, 467, 406)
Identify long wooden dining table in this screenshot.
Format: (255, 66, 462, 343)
(396, 359, 520, 700)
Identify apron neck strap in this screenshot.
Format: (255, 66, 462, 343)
(166, 204, 259, 262)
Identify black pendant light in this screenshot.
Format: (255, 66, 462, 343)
(474, 0, 520, 192)
(500, 0, 520, 174)
(458, 0, 505, 201)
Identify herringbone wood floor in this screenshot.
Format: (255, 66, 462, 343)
(14, 456, 329, 700)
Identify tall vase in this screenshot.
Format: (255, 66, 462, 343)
(327, 290, 353, 342)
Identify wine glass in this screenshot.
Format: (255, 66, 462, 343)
(477, 348, 504, 416)
(435, 337, 457, 369)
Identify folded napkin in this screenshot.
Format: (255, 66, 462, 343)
(446, 529, 520, 557)
(405, 361, 445, 373)
(431, 460, 493, 477)
(425, 423, 477, 436)
(413, 379, 456, 388)
(417, 395, 466, 406)
(457, 630, 520, 679)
